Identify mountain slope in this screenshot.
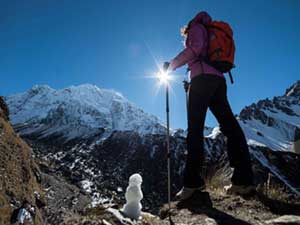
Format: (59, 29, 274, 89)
(5, 84, 166, 141)
(239, 80, 300, 153)
(0, 97, 44, 225)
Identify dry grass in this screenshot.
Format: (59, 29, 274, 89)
(84, 205, 108, 217)
(256, 173, 300, 205)
(201, 161, 232, 195)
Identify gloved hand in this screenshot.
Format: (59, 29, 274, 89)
(163, 62, 170, 72)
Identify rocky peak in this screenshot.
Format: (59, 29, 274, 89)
(240, 81, 300, 122)
(285, 80, 300, 97)
(28, 84, 53, 95)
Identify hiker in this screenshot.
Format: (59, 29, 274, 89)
(11, 200, 34, 225)
(164, 11, 254, 200)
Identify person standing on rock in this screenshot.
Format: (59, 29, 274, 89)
(164, 11, 255, 200)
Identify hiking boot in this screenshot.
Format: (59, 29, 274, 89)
(175, 186, 205, 201)
(224, 184, 255, 195)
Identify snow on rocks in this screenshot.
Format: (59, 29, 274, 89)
(239, 81, 300, 153)
(265, 215, 300, 224)
(80, 179, 94, 194)
(107, 208, 135, 224)
(207, 127, 222, 139)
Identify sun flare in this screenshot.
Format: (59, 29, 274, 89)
(156, 70, 171, 85)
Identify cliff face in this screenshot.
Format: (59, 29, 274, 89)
(0, 97, 44, 225)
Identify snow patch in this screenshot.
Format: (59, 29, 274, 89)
(80, 180, 93, 194)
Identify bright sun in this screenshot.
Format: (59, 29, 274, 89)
(157, 71, 171, 85)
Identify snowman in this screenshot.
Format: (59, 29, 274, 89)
(122, 173, 143, 220)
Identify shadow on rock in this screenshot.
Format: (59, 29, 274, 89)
(256, 192, 300, 216)
(176, 191, 252, 225)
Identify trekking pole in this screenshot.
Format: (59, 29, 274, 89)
(158, 62, 174, 225)
(162, 62, 171, 213)
(166, 82, 171, 210)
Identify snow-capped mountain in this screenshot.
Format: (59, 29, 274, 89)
(5, 84, 166, 140)
(239, 80, 300, 153)
(5, 81, 300, 152)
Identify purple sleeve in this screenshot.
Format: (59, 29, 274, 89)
(169, 24, 206, 71)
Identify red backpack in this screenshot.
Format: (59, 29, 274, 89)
(204, 21, 235, 83)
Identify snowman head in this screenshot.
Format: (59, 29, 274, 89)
(129, 173, 143, 186)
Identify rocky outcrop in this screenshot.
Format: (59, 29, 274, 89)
(266, 215, 300, 224)
(38, 170, 91, 225)
(240, 104, 276, 126)
(285, 80, 300, 97)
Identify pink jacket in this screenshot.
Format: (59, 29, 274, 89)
(169, 12, 224, 80)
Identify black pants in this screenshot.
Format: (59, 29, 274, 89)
(184, 74, 254, 188)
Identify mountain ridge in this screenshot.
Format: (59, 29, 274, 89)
(6, 81, 300, 153)
(239, 81, 300, 153)
(5, 84, 166, 141)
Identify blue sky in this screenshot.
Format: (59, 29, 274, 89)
(0, 0, 299, 129)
